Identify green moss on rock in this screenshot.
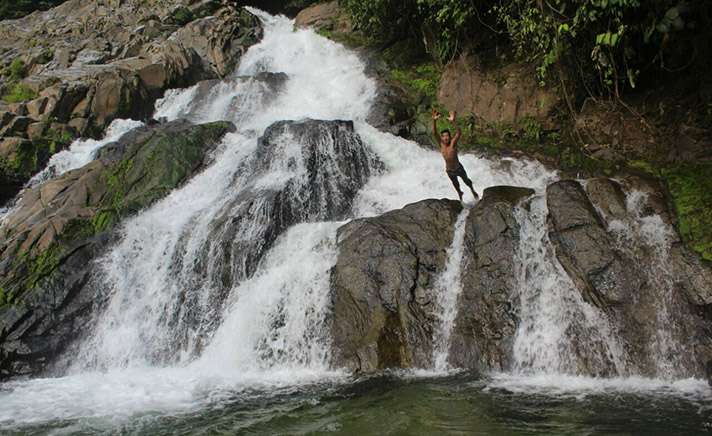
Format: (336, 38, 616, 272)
(663, 163, 712, 261)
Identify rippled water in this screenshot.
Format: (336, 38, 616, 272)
(3, 373, 710, 435)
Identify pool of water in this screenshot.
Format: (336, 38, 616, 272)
(5, 372, 709, 435)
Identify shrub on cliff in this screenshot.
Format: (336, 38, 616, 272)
(0, 0, 67, 20)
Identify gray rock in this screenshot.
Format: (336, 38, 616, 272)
(547, 179, 712, 378)
(0, 116, 33, 137)
(547, 180, 644, 307)
(330, 198, 463, 371)
(205, 119, 377, 285)
(448, 186, 534, 371)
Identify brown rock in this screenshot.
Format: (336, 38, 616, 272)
(25, 97, 49, 118)
(295, 1, 352, 35)
(26, 122, 48, 139)
(438, 55, 558, 124)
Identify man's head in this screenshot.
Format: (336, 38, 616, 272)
(441, 129, 451, 145)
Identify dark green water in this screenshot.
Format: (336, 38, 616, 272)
(8, 372, 710, 436)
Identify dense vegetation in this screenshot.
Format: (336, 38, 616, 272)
(330, 0, 712, 260)
(0, 0, 67, 20)
(339, 0, 711, 103)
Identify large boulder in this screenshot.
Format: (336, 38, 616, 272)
(0, 119, 235, 379)
(448, 186, 534, 371)
(548, 178, 712, 378)
(203, 119, 378, 287)
(330, 198, 463, 372)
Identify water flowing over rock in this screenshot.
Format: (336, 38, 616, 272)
(330, 181, 712, 379)
(448, 186, 535, 371)
(547, 178, 712, 378)
(0, 119, 234, 379)
(205, 119, 377, 288)
(330, 198, 463, 371)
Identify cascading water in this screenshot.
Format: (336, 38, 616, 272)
(511, 195, 626, 376)
(0, 119, 144, 221)
(432, 208, 471, 371)
(0, 8, 709, 433)
(603, 186, 686, 378)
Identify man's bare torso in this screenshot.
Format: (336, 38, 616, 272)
(441, 142, 460, 170)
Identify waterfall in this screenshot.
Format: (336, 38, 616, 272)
(1, 8, 707, 430)
(70, 9, 378, 371)
(511, 195, 626, 376)
(432, 208, 471, 371)
(603, 186, 686, 378)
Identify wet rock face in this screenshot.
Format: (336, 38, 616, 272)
(547, 178, 712, 378)
(204, 119, 378, 289)
(329, 180, 712, 379)
(546, 180, 645, 307)
(448, 186, 534, 371)
(330, 199, 463, 372)
(0, 0, 263, 204)
(0, 119, 234, 380)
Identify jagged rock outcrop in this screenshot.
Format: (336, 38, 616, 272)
(548, 178, 712, 378)
(0, 0, 262, 203)
(330, 198, 463, 371)
(189, 120, 378, 292)
(329, 187, 538, 372)
(329, 180, 712, 378)
(202, 119, 379, 290)
(0, 119, 235, 379)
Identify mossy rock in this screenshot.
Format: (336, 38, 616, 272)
(97, 120, 234, 215)
(0, 120, 235, 309)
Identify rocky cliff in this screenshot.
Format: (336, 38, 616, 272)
(0, 0, 262, 203)
(330, 183, 712, 381)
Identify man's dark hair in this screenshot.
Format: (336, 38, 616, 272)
(442, 129, 450, 135)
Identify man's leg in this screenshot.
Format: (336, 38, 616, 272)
(447, 171, 463, 201)
(459, 169, 479, 200)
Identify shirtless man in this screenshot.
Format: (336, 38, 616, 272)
(432, 109, 479, 202)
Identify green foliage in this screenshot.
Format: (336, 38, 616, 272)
(339, 0, 483, 64)
(388, 62, 441, 105)
(629, 160, 712, 261)
(2, 82, 39, 103)
(0, 0, 67, 20)
(662, 163, 712, 261)
(343, 0, 711, 100)
(4, 58, 26, 80)
(164, 6, 193, 26)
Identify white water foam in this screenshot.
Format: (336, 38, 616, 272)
(485, 372, 712, 402)
(605, 187, 686, 378)
(511, 194, 626, 376)
(28, 118, 145, 188)
(0, 118, 144, 222)
(432, 208, 471, 371)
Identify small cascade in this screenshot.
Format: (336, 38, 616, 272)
(604, 187, 685, 378)
(432, 207, 471, 371)
(511, 194, 626, 376)
(0, 119, 144, 221)
(194, 222, 340, 375)
(28, 119, 145, 188)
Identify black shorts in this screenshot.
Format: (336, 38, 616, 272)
(446, 165, 467, 179)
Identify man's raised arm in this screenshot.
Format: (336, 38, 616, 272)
(431, 109, 441, 144)
(447, 110, 462, 144)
